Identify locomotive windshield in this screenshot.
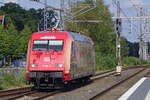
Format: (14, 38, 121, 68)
(49, 40, 63, 51)
(33, 40, 48, 51)
(33, 40, 63, 51)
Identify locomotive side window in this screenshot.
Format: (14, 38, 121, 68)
(49, 40, 63, 51)
(33, 40, 48, 51)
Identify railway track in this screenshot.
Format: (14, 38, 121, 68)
(89, 67, 150, 100)
(144, 69, 150, 77)
(6, 91, 60, 100)
(0, 87, 60, 100)
(0, 86, 33, 97)
(92, 65, 148, 81)
(33, 91, 60, 100)
(0, 65, 149, 100)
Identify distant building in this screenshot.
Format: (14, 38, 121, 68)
(0, 15, 5, 26)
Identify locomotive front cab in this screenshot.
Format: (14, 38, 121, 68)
(30, 39, 64, 70)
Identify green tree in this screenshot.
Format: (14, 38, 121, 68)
(127, 41, 139, 57)
(66, 0, 115, 55)
(65, 0, 129, 70)
(0, 17, 19, 65)
(19, 25, 32, 56)
(6, 22, 19, 64)
(23, 8, 38, 32)
(0, 3, 38, 32)
(0, 3, 26, 31)
(121, 37, 129, 57)
(0, 25, 7, 58)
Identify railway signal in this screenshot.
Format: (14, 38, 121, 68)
(116, 18, 122, 36)
(30, 0, 64, 31)
(116, 0, 122, 75)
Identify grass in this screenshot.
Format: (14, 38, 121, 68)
(0, 71, 27, 89)
(122, 57, 150, 66)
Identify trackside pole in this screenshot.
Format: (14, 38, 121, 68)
(116, 44, 122, 75)
(116, 0, 122, 75)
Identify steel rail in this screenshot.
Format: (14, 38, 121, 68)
(0, 90, 33, 97)
(0, 86, 33, 97)
(93, 65, 150, 79)
(89, 68, 146, 100)
(94, 65, 149, 76)
(33, 91, 60, 100)
(0, 86, 32, 93)
(7, 90, 37, 100)
(144, 69, 150, 77)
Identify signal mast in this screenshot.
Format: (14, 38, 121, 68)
(30, 0, 64, 31)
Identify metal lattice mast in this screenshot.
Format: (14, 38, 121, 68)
(60, 0, 64, 29)
(139, 7, 143, 59)
(43, 0, 47, 30)
(143, 16, 148, 60)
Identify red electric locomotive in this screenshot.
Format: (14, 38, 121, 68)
(26, 30, 95, 89)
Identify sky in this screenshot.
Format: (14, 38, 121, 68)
(1, 0, 60, 9)
(1, 0, 150, 42)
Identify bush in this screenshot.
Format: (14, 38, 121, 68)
(1, 74, 18, 88)
(0, 71, 27, 89)
(95, 52, 117, 70)
(122, 57, 150, 66)
(95, 53, 150, 71)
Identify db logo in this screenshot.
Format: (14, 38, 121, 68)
(44, 57, 50, 62)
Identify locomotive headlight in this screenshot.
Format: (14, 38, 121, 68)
(31, 64, 38, 67)
(56, 64, 63, 68)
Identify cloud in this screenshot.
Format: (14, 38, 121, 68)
(130, 0, 144, 6)
(124, 0, 144, 7)
(4, 0, 18, 3)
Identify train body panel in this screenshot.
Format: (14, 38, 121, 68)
(26, 30, 95, 89)
(69, 32, 95, 80)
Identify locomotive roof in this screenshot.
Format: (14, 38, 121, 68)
(69, 32, 91, 43)
(33, 30, 92, 43)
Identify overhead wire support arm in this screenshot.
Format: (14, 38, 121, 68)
(30, 0, 63, 11)
(112, 16, 150, 19)
(111, 0, 139, 33)
(71, 20, 102, 23)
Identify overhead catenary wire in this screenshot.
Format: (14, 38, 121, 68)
(64, 6, 97, 22)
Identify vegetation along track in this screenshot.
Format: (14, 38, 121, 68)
(89, 67, 149, 100)
(0, 65, 149, 100)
